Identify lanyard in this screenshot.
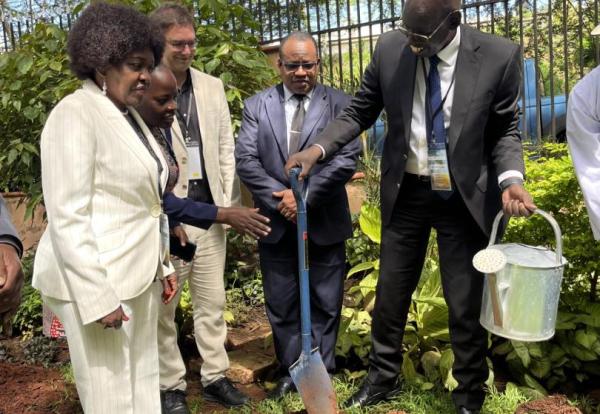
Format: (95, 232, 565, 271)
(128, 115, 164, 198)
(421, 57, 456, 121)
(177, 87, 194, 144)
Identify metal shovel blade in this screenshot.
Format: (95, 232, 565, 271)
(289, 348, 338, 414)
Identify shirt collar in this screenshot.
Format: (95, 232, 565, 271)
(436, 25, 461, 66)
(179, 69, 193, 94)
(283, 84, 314, 102)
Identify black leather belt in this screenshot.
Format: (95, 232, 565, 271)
(405, 173, 431, 182)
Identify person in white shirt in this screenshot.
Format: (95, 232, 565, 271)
(567, 65, 600, 240)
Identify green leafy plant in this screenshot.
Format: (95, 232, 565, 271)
(12, 254, 43, 338)
(22, 335, 60, 367)
(0, 22, 78, 210)
(339, 200, 458, 388)
(489, 143, 600, 393)
(503, 143, 600, 300)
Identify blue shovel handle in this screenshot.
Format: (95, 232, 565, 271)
(289, 168, 312, 354)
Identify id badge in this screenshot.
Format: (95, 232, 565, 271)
(159, 213, 170, 264)
(428, 144, 453, 192)
(186, 143, 203, 180)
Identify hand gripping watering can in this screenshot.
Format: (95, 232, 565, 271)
(473, 209, 566, 342)
(288, 167, 338, 414)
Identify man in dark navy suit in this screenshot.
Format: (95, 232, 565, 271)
(235, 31, 361, 399)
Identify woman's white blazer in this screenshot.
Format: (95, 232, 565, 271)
(33, 79, 172, 325)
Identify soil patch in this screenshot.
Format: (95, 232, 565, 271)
(0, 361, 80, 414)
(515, 395, 582, 414)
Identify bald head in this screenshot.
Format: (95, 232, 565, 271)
(138, 64, 178, 129)
(405, 0, 460, 16)
(151, 65, 177, 91)
(402, 0, 461, 57)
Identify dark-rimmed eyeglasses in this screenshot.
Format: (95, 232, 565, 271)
(280, 60, 320, 72)
(168, 40, 197, 51)
(397, 10, 460, 47)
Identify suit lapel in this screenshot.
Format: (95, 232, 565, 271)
(298, 84, 328, 151)
(129, 108, 166, 199)
(265, 84, 288, 159)
(448, 25, 482, 156)
(397, 45, 418, 148)
(190, 70, 211, 156)
(82, 81, 159, 200)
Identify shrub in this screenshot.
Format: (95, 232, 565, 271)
(0, 23, 78, 204)
(12, 253, 43, 338)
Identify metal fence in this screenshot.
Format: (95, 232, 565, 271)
(2, 0, 600, 141)
(241, 0, 600, 141)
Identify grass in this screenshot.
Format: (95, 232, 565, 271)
(191, 376, 533, 414)
(59, 363, 75, 385)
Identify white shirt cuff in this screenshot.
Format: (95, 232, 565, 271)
(497, 170, 524, 185)
(313, 144, 326, 160)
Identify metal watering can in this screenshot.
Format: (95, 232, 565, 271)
(473, 209, 566, 342)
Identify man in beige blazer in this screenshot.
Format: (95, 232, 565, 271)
(150, 5, 248, 413)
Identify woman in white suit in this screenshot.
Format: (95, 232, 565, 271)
(33, 3, 176, 413)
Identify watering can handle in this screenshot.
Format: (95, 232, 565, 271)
(488, 209, 563, 265)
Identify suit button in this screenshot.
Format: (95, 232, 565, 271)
(151, 204, 161, 218)
(182, 184, 188, 190)
(403, 153, 408, 160)
(397, 183, 401, 188)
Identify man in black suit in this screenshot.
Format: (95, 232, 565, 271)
(286, 0, 535, 412)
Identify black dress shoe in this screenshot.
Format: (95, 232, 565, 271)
(161, 390, 190, 414)
(342, 378, 398, 409)
(457, 407, 481, 414)
(267, 376, 296, 399)
(203, 377, 250, 408)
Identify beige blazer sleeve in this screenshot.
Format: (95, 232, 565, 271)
(216, 80, 240, 207)
(188, 69, 240, 208)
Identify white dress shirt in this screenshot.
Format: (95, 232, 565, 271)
(406, 27, 522, 185)
(284, 84, 313, 155)
(567, 66, 600, 240)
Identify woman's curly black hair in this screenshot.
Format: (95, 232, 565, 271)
(67, 2, 164, 80)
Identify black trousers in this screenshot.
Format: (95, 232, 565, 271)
(259, 228, 345, 374)
(367, 174, 489, 410)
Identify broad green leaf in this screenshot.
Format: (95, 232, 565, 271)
(421, 350, 441, 381)
(492, 340, 513, 356)
(511, 340, 531, 368)
(223, 310, 235, 323)
(204, 58, 220, 74)
(523, 374, 547, 396)
(401, 352, 418, 384)
(214, 43, 231, 58)
(529, 359, 552, 379)
(575, 329, 597, 350)
(347, 260, 375, 278)
(18, 55, 33, 75)
(358, 203, 381, 244)
(420, 382, 435, 390)
(49, 61, 62, 71)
